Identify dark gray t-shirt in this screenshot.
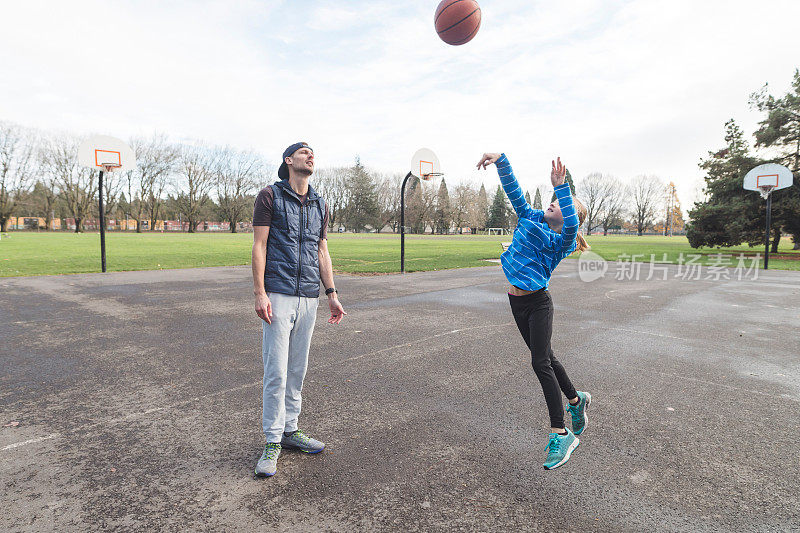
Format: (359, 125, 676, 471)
(252, 185, 329, 239)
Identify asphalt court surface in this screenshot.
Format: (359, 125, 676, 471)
(2, 261, 799, 532)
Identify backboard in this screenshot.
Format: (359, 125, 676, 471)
(78, 135, 136, 172)
(743, 163, 793, 198)
(411, 148, 442, 180)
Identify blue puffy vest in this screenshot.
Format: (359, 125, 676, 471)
(264, 180, 326, 298)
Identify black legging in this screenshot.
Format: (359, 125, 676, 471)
(508, 289, 577, 429)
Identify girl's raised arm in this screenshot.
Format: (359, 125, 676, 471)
(476, 152, 535, 221)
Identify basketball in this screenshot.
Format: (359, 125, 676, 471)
(435, 0, 481, 46)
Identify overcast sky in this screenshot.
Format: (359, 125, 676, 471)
(2, 0, 799, 212)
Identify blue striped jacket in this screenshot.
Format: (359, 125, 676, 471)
(496, 154, 578, 291)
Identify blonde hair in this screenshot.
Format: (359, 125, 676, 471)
(571, 197, 590, 253)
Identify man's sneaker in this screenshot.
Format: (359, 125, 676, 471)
(281, 430, 325, 454)
(566, 391, 592, 436)
(543, 428, 579, 470)
(255, 443, 281, 477)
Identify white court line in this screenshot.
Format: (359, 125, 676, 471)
(608, 362, 796, 401)
(601, 326, 692, 342)
(1, 382, 261, 454)
(336, 322, 515, 365)
(2, 433, 59, 451)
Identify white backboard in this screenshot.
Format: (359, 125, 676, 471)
(411, 148, 441, 180)
(78, 135, 136, 172)
(743, 163, 793, 193)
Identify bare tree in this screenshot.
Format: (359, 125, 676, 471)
(578, 172, 616, 234)
(313, 166, 349, 230)
(42, 135, 96, 233)
(629, 175, 665, 236)
(174, 144, 218, 233)
(0, 122, 35, 231)
(121, 135, 179, 232)
(375, 172, 403, 232)
(30, 180, 59, 230)
(120, 172, 139, 231)
(600, 177, 626, 235)
(215, 147, 265, 233)
(451, 181, 477, 233)
(406, 179, 436, 233)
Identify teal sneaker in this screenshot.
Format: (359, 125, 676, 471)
(566, 391, 592, 436)
(281, 429, 325, 454)
(543, 428, 579, 470)
(255, 442, 281, 477)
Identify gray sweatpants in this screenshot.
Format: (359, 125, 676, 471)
(261, 292, 318, 443)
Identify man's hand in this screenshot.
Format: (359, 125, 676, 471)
(476, 153, 502, 170)
(255, 292, 272, 324)
(327, 296, 347, 325)
(551, 157, 566, 187)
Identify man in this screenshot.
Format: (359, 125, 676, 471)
(252, 142, 346, 477)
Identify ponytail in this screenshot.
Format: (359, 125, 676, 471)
(571, 197, 590, 254)
(575, 232, 590, 252)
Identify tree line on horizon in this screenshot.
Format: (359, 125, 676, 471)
(0, 122, 688, 237)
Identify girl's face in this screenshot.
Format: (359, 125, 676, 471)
(543, 200, 563, 229)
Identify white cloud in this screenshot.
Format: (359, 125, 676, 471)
(1, 0, 798, 216)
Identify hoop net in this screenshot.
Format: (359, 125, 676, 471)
(99, 163, 122, 173)
(758, 185, 775, 199)
(421, 172, 444, 181)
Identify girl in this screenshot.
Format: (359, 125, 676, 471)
(477, 152, 591, 470)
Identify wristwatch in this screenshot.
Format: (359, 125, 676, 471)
(325, 287, 337, 296)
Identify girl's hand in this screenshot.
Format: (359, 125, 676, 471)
(476, 153, 502, 170)
(551, 157, 566, 187)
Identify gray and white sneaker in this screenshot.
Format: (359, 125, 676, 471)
(255, 443, 281, 477)
(281, 430, 325, 454)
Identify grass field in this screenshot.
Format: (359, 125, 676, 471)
(1, 231, 798, 277)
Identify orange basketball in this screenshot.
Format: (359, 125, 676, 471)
(435, 0, 481, 46)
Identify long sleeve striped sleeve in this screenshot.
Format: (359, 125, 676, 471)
(496, 154, 535, 221)
(553, 182, 579, 251)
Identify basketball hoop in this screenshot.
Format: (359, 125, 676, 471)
(757, 185, 775, 199)
(77, 135, 136, 273)
(401, 148, 444, 273)
(743, 163, 795, 270)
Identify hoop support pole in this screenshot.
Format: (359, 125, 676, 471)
(400, 171, 414, 273)
(98, 169, 107, 272)
(764, 192, 772, 270)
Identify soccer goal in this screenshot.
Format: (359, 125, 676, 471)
(487, 228, 506, 236)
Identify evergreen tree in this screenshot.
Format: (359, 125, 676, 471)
(507, 198, 517, 230)
(551, 169, 575, 203)
(533, 188, 542, 209)
(487, 185, 508, 229)
(342, 156, 380, 232)
(477, 184, 489, 230)
(686, 120, 765, 248)
(525, 190, 532, 205)
(750, 69, 800, 249)
(434, 178, 451, 234)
